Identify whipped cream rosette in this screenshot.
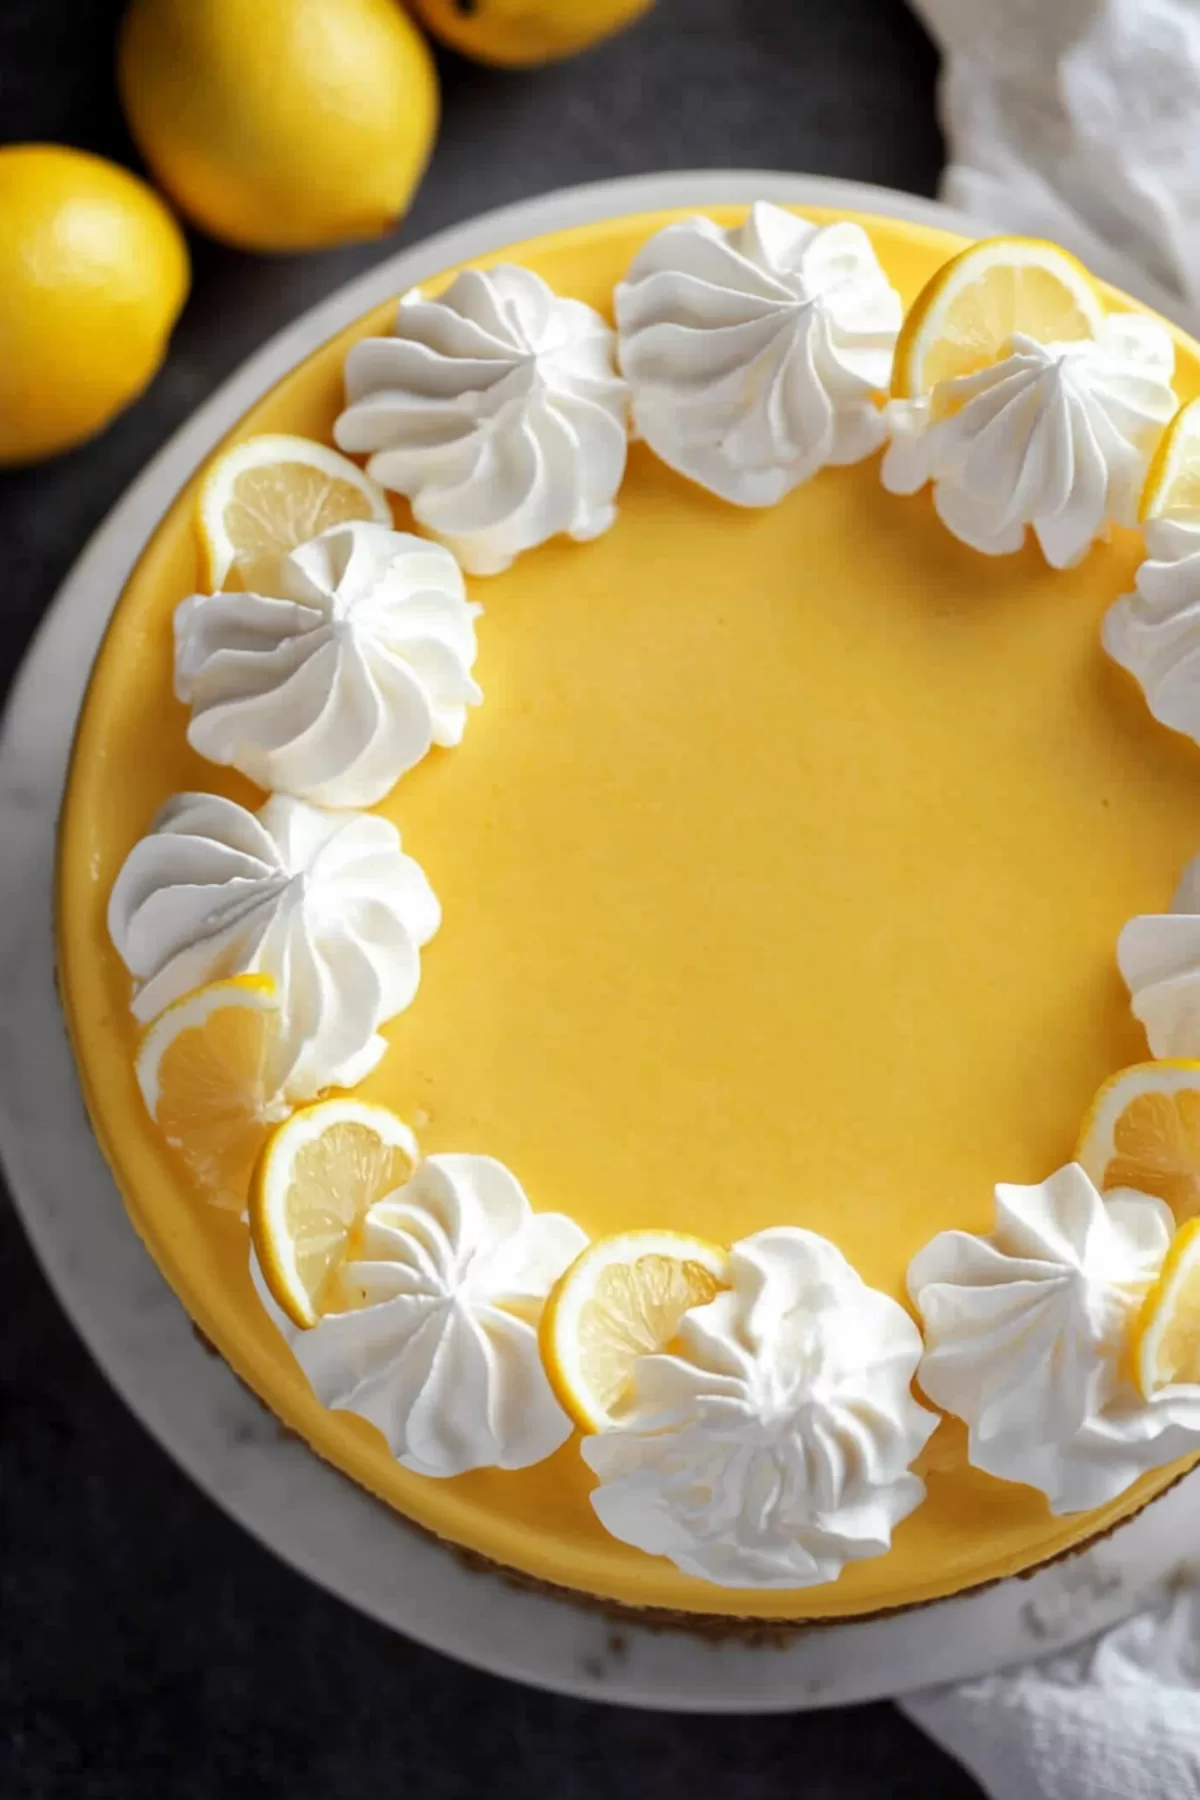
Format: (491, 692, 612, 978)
(582, 1227, 935, 1588)
(334, 266, 629, 576)
(883, 315, 1177, 568)
(1119, 850, 1200, 1058)
(1105, 519, 1200, 748)
(175, 521, 482, 810)
(108, 792, 439, 1101)
(256, 1154, 588, 1477)
(616, 202, 901, 506)
(909, 1163, 1200, 1513)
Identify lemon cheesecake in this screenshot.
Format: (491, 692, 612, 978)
(57, 203, 1200, 1622)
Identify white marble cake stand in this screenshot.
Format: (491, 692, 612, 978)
(3, 170, 1199, 1713)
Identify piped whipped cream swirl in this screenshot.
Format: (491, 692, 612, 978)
(1119, 851, 1200, 1058)
(616, 203, 901, 506)
(108, 792, 439, 1100)
(582, 1228, 936, 1589)
(909, 1163, 1200, 1513)
(882, 316, 1177, 568)
(175, 522, 482, 810)
(255, 1154, 588, 1476)
(334, 267, 629, 576)
(1104, 519, 1200, 746)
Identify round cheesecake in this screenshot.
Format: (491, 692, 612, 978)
(57, 205, 1200, 1621)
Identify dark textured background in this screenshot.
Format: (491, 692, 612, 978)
(0, 3, 983, 1794)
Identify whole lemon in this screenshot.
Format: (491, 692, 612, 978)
(0, 145, 189, 466)
(410, 0, 654, 66)
(118, 0, 438, 252)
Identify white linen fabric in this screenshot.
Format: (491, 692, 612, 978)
(902, 1580, 1200, 1800)
(912, 0, 1200, 327)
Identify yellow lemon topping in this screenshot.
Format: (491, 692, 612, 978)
(892, 235, 1104, 398)
(196, 432, 392, 591)
(1077, 1062, 1200, 1224)
(1141, 396, 1200, 523)
(541, 1230, 728, 1433)
(135, 975, 286, 1212)
(1131, 1218, 1200, 1397)
(250, 1098, 418, 1329)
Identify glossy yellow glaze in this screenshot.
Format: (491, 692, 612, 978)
(58, 208, 1200, 1618)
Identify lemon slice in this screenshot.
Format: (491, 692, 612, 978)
(250, 1097, 419, 1328)
(892, 236, 1105, 398)
(1140, 397, 1200, 524)
(197, 433, 392, 591)
(135, 974, 288, 1211)
(539, 1229, 728, 1433)
(1130, 1217, 1200, 1397)
(1076, 1061, 1200, 1223)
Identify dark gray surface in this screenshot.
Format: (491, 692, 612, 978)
(0, 3, 982, 1795)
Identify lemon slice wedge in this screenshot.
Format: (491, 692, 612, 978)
(1130, 1217, 1200, 1397)
(892, 236, 1105, 398)
(539, 1229, 728, 1433)
(1140, 397, 1200, 524)
(197, 432, 392, 591)
(1076, 1060, 1200, 1224)
(135, 974, 287, 1211)
(250, 1097, 419, 1328)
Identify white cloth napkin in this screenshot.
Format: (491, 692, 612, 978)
(900, 1582, 1200, 1799)
(911, 0, 1200, 328)
(893, 7, 1200, 1792)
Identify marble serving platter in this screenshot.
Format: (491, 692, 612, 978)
(4, 170, 1198, 1712)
